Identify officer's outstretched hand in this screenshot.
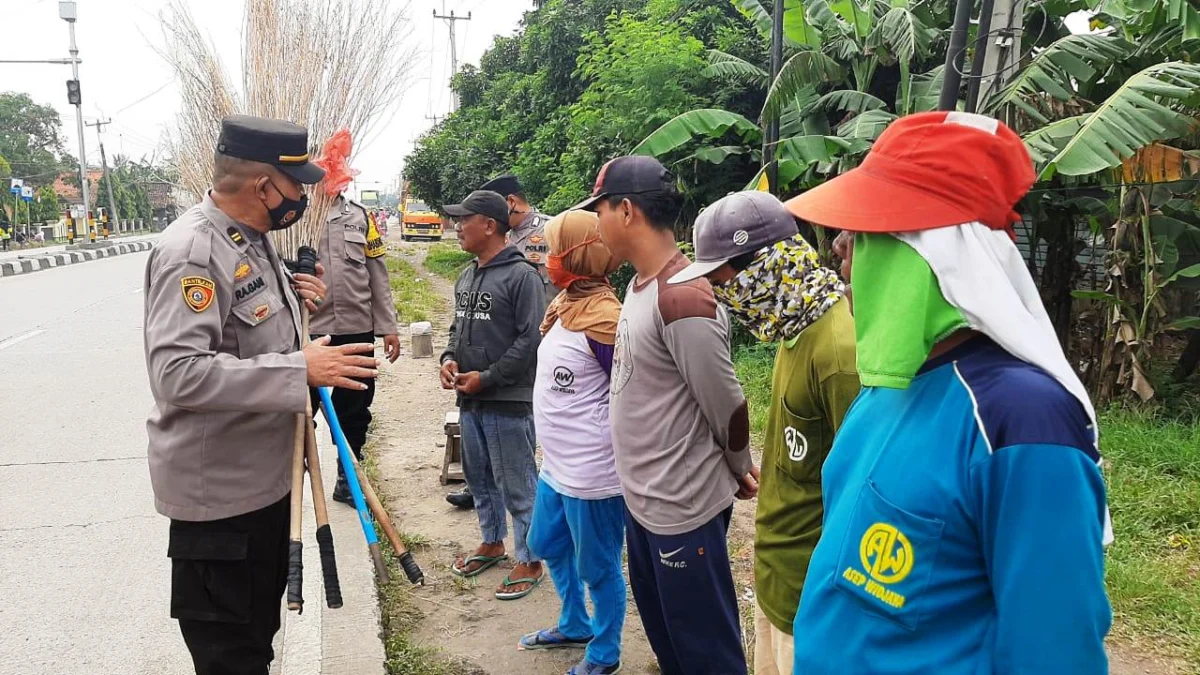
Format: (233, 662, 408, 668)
(304, 335, 379, 390)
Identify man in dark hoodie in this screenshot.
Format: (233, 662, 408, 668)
(440, 189, 546, 600)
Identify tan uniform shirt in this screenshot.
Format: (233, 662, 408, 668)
(144, 194, 308, 522)
(507, 209, 554, 307)
(309, 196, 398, 337)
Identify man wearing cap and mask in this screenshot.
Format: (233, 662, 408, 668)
(144, 114, 381, 675)
(438, 189, 546, 601)
(671, 190, 858, 675)
(784, 111, 1112, 674)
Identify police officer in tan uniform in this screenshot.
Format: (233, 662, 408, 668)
(143, 115, 380, 675)
(310, 194, 401, 503)
(480, 174, 554, 304)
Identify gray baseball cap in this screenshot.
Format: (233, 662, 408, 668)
(668, 191, 799, 284)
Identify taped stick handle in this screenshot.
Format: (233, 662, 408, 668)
(353, 464, 425, 585)
(305, 401, 342, 608)
(287, 412, 306, 613)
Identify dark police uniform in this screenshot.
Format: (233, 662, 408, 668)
(309, 195, 398, 499)
(143, 115, 325, 675)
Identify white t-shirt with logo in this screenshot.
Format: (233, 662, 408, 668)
(533, 321, 622, 500)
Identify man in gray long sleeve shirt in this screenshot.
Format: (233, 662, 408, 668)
(578, 155, 757, 675)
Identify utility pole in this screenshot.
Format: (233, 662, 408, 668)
(763, 0, 784, 195)
(976, 0, 1024, 122)
(59, 1, 91, 235)
(86, 118, 121, 234)
(938, 0, 975, 111)
(425, 113, 443, 125)
(433, 6, 471, 111)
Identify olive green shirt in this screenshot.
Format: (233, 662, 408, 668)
(755, 297, 859, 633)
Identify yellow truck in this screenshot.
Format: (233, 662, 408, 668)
(400, 199, 444, 241)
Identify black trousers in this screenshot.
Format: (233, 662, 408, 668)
(169, 495, 290, 675)
(309, 332, 376, 472)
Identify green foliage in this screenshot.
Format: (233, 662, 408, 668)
(404, 0, 762, 220)
(0, 92, 74, 188)
(423, 242, 474, 280)
(386, 254, 443, 324)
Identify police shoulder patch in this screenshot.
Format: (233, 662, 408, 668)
(226, 226, 244, 245)
(364, 213, 386, 258)
(181, 276, 216, 312)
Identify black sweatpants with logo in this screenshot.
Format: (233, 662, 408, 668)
(169, 495, 290, 675)
(309, 332, 376, 470)
(625, 505, 746, 675)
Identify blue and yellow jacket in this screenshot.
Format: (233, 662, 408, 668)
(793, 336, 1111, 675)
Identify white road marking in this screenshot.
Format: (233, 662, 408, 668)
(0, 329, 45, 351)
(130, 287, 142, 294)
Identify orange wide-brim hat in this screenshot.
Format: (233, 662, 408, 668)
(784, 111, 1035, 236)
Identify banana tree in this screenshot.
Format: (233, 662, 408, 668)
(632, 0, 950, 192)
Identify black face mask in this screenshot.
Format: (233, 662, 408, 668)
(264, 179, 308, 230)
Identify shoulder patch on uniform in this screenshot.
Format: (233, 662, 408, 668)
(226, 226, 244, 245)
(182, 276, 216, 312)
(365, 213, 386, 258)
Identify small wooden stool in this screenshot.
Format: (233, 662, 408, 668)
(441, 410, 464, 485)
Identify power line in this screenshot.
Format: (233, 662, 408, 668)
(433, 6, 471, 111)
(114, 78, 175, 115)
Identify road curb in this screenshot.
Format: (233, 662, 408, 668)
(0, 240, 155, 277)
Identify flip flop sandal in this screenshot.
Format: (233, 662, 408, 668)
(451, 553, 508, 578)
(495, 570, 545, 600)
(517, 628, 592, 651)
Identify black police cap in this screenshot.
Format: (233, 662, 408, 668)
(443, 190, 510, 230)
(479, 174, 523, 197)
(217, 115, 326, 185)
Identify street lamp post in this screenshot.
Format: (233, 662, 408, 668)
(60, 1, 90, 238)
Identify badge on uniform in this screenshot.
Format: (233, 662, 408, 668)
(234, 261, 252, 280)
(253, 304, 270, 321)
(226, 226, 244, 245)
(529, 235, 544, 245)
(365, 212, 386, 258)
(527, 252, 542, 263)
(181, 276, 216, 312)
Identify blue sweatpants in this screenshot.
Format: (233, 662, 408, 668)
(527, 479, 627, 668)
(625, 506, 746, 675)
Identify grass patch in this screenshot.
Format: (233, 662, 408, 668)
(728, 345, 1200, 667)
(363, 437, 474, 675)
(1101, 406, 1200, 665)
(424, 242, 474, 280)
(387, 254, 444, 324)
(732, 342, 778, 450)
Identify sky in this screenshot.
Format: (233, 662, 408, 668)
(0, 0, 534, 198)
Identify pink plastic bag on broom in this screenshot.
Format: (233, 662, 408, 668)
(313, 129, 359, 197)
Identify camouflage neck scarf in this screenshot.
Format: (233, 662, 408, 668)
(712, 234, 846, 343)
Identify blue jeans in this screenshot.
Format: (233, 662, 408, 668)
(527, 479, 627, 667)
(459, 409, 540, 563)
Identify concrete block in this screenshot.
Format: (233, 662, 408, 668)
(70, 252, 84, 263)
(19, 260, 33, 273)
(55, 254, 68, 265)
(1, 262, 16, 277)
(36, 258, 51, 270)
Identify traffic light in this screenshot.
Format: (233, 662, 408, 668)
(66, 79, 81, 106)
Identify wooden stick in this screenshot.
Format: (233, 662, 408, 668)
(346, 452, 424, 585)
(306, 398, 343, 608)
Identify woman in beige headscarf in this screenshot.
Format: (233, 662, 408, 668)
(520, 210, 627, 675)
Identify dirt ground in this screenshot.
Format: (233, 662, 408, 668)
(369, 239, 1183, 675)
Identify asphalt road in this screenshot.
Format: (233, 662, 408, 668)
(0, 250, 188, 675)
